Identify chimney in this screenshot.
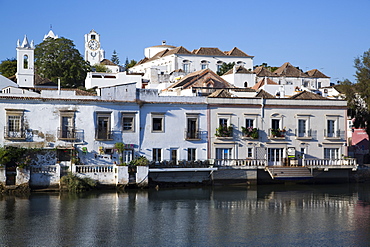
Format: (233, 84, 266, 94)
(162, 40, 166, 45)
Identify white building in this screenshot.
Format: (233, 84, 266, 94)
(130, 43, 254, 86)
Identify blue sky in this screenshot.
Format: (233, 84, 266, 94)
(1, 0, 369, 82)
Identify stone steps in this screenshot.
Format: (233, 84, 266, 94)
(266, 167, 313, 180)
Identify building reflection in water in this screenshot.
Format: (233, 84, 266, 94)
(0, 185, 370, 246)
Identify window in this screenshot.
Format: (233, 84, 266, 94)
(186, 114, 199, 139)
(91, 34, 96, 39)
(122, 117, 133, 131)
(23, 55, 28, 69)
(318, 82, 322, 88)
(171, 149, 178, 163)
(59, 111, 75, 140)
(245, 119, 254, 128)
(123, 150, 133, 163)
(183, 60, 190, 73)
(96, 112, 112, 140)
(216, 61, 224, 73)
(327, 119, 335, 137)
(5, 109, 25, 139)
(153, 148, 162, 162)
(216, 148, 232, 159)
(271, 119, 280, 129)
(247, 147, 253, 158)
(324, 148, 339, 159)
(122, 113, 136, 132)
(188, 148, 196, 161)
(219, 118, 228, 127)
(298, 119, 306, 137)
(200, 60, 208, 70)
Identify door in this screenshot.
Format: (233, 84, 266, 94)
(97, 116, 109, 139)
(61, 116, 73, 138)
(187, 118, 198, 139)
(268, 148, 284, 166)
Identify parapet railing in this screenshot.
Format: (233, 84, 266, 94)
(213, 159, 267, 168)
(74, 165, 114, 173)
(304, 158, 357, 167)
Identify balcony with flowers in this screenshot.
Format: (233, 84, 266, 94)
(269, 128, 286, 139)
(215, 125, 233, 138)
(241, 127, 259, 139)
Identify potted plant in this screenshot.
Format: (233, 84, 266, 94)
(241, 127, 259, 139)
(215, 125, 233, 137)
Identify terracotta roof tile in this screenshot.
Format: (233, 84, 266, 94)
(252, 78, 278, 90)
(166, 69, 233, 90)
(255, 89, 275, 98)
(274, 62, 307, 77)
(224, 47, 252, 57)
(305, 69, 330, 78)
(224, 65, 253, 75)
(290, 90, 328, 99)
(254, 66, 274, 77)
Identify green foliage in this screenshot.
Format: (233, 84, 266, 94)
(254, 62, 279, 72)
(217, 62, 235, 76)
(340, 49, 370, 135)
(215, 125, 233, 137)
(114, 142, 125, 165)
(124, 58, 137, 71)
(35, 37, 91, 88)
(0, 146, 36, 168)
(60, 173, 97, 192)
(111, 50, 119, 65)
(0, 58, 17, 78)
(241, 127, 259, 139)
(270, 128, 286, 137)
(92, 63, 109, 73)
(129, 156, 149, 166)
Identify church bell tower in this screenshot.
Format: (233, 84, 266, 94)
(16, 35, 35, 88)
(84, 30, 105, 65)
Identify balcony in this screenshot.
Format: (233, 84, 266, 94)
(4, 126, 26, 140)
(184, 129, 201, 140)
(215, 125, 233, 138)
(241, 127, 259, 139)
(57, 127, 77, 141)
(295, 129, 313, 139)
(95, 128, 113, 141)
(324, 129, 343, 139)
(269, 128, 286, 139)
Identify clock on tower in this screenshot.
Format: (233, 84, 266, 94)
(84, 30, 105, 65)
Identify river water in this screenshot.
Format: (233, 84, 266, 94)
(1, 184, 370, 247)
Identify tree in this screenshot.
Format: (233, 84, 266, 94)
(35, 37, 91, 88)
(217, 62, 235, 76)
(111, 50, 119, 65)
(254, 62, 279, 72)
(341, 49, 370, 135)
(124, 57, 137, 72)
(0, 58, 17, 78)
(92, 64, 110, 73)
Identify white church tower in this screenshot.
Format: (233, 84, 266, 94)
(84, 29, 105, 65)
(16, 35, 35, 88)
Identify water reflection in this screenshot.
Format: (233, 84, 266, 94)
(0, 185, 369, 246)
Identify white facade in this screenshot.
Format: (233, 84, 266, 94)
(85, 71, 143, 89)
(209, 96, 347, 164)
(130, 45, 254, 79)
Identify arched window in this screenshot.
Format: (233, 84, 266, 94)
(200, 60, 208, 70)
(244, 81, 248, 87)
(23, 55, 28, 69)
(183, 60, 190, 73)
(216, 61, 224, 72)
